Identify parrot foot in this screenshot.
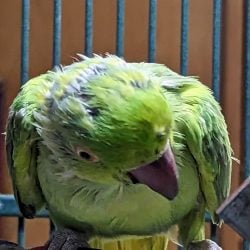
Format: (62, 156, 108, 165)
(187, 239, 222, 250)
(0, 240, 24, 250)
(46, 229, 95, 250)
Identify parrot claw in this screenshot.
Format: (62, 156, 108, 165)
(0, 240, 24, 250)
(187, 239, 222, 250)
(46, 229, 97, 250)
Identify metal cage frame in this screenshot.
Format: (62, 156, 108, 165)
(0, 0, 249, 249)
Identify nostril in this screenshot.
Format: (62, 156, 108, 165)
(156, 132, 166, 141)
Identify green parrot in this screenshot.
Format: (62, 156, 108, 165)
(6, 55, 231, 249)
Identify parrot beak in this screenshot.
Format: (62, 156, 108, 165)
(128, 144, 179, 200)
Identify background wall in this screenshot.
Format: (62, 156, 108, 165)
(0, 1, 245, 249)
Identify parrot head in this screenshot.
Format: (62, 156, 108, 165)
(35, 57, 179, 200)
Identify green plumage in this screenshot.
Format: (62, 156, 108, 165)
(5, 55, 232, 249)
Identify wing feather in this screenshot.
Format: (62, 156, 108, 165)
(6, 109, 45, 218)
(138, 62, 232, 220)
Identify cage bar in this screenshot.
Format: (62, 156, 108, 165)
(0, 195, 23, 217)
(244, 0, 250, 179)
(0, 1, 247, 249)
(17, 217, 25, 247)
(148, 0, 157, 62)
(20, 0, 30, 84)
(50, 220, 55, 234)
(0, 195, 48, 217)
(180, 0, 189, 75)
(210, 224, 218, 243)
(243, 0, 250, 249)
(84, 0, 93, 57)
(212, 0, 222, 101)
(209, 1, 223, 242)
(116, 0, 125, 57)
(52, 0, 62, 66)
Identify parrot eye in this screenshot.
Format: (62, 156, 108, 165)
(75, 146, 99, 162)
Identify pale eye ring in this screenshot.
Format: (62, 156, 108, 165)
(76, 146, 99, 162)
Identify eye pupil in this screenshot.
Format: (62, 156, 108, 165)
(79, 151, 91, 160)
(76, 147, 99, 162)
